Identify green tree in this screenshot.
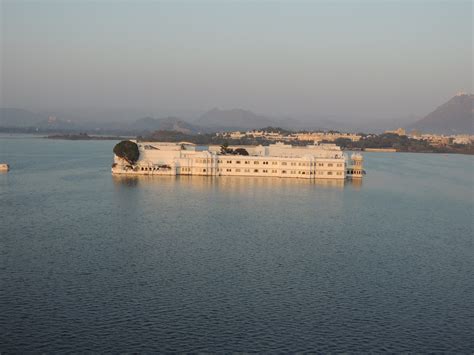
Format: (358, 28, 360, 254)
(234, 148, 249, 156)
(113, 140, 140, 165)
(220, 141, 233, 154)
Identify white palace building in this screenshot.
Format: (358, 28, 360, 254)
(111, 141, 364, 180)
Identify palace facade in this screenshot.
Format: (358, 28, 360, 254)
(112, 142, 364, 180)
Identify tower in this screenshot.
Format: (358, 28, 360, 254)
(350, 153, 364, 178)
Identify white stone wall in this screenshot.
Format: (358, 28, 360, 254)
(112, 142, 353, 180)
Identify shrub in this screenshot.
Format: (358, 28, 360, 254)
(113, 140, 140, 165)
(234, 148, 249, 156)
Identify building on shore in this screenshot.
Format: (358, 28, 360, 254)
(292, 132, 361, 142)
(216, 130, 362, 143)
(384, 128, 407, 136)
(364, 148, 397, 152)
(408, 131, 473, 146)
(112, 141, 364, 180)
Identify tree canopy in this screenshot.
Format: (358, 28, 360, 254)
(234, 148, 249, 156)
(220, 142, 233, 154)
(219, 142, 249, 156)
(113, 140, 140, 165)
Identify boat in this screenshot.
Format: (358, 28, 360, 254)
(0, 163, 10, 172)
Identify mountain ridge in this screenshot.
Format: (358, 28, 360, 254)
(407, 94, 473, 134)
(2, 96, 473, 134)
(0, 108, 44, 127)
(133, 116, 198, 134)
(194, 108, 278, 130)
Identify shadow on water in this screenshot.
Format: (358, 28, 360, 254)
(112, 174, 350, 191)
(112, 175, 141, 188)
(345, 178, 363, 190)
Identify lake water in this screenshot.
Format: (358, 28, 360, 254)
(1, 135, 473, 352)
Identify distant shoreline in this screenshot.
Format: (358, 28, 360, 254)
(45, 133, 128, 141)
(0, 132, 472, 155)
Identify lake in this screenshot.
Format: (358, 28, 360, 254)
(0, 135, 473, 352)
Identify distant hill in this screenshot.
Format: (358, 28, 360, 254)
(194, 108, 281, 131)
(0, 108, 78, 130)
(38, 117, 77, 130)
(0, 108, 44, 127)
(132, 116, 198, 134)
(407, 94, 474, 134)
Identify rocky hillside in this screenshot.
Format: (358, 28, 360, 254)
(0, 108, 43, 127)
(194, 108, 280, 131)
(408, 94, 473, 134)
(132, 117, 198, 134)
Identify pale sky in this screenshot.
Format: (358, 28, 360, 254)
(1, 0, 472, 121)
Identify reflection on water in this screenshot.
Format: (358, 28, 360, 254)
(112, 174, 347, 191)
(346, 178, 363, 190)
(113, 175, 151, 188)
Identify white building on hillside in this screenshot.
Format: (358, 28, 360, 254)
(112, 142, 364, 180)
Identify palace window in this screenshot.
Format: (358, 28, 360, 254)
(282, 170, 287, 173)
(226, 168, 232, 172)
(272, 161, 278, 165)
(282, 162, 287, 166)
(337, 163, 342, 167)
(291, 162, 296, 166)
(254, 161, 259, 165)
(318, 163, 324, 167)
(337, 172, 342, 175)
(245, 161, 250, 164)
(254, 169, 259, 172)
(263, 169, 268, 173)
(236, 169, 241, 172)
(236, 161, 241, 164)
(272, 170, 277, 173)
(227, 160, 232, 164)
(327, 171, 333, 175)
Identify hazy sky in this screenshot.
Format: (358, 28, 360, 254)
(1, 0, 472, 121)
